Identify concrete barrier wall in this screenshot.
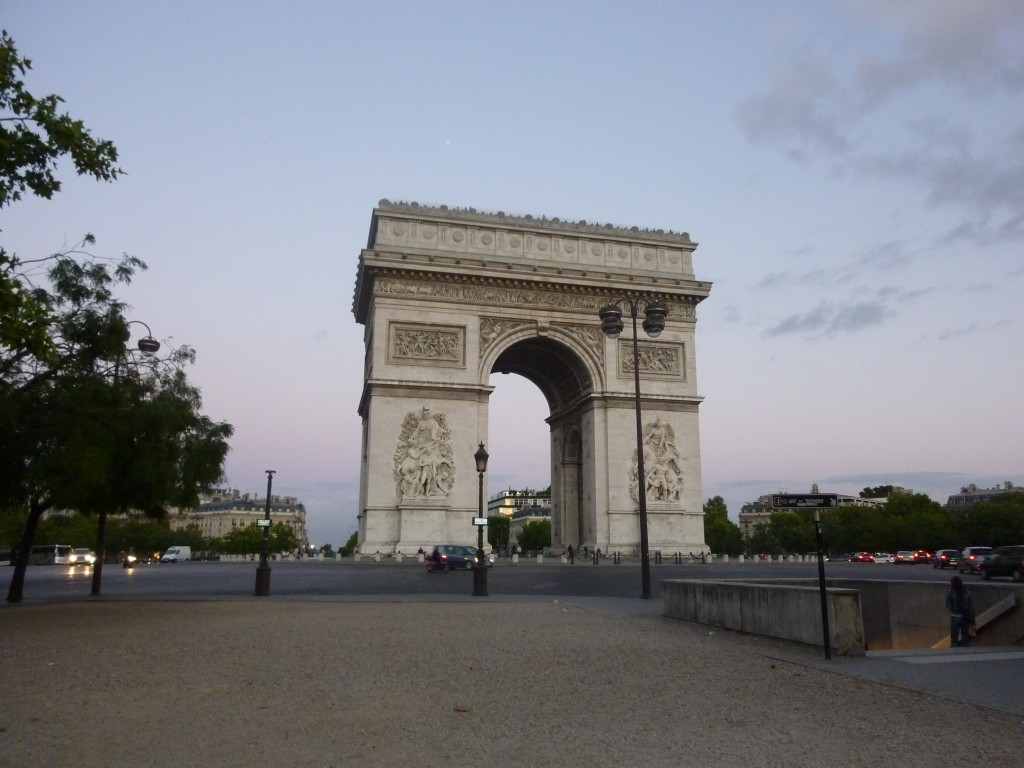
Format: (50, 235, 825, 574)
(663, 578, 1022, 652)
(661, 579, 865, 656)
(830, 579, 1023, 650)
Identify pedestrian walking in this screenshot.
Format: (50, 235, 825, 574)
(945, 575, 975, 647)
(567, 544, 574, 564)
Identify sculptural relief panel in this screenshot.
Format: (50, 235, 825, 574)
(629, 419, 683, 503)
(393, 408, 456, 500)
(387, 322, 465, 368)
(618, 341, 684, 379)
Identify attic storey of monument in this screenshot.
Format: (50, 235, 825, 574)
(352, 201, 711, 556)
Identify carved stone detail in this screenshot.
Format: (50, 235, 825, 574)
(479, 317, 530, 358)
(389, 322, 464, 366)
(630, 418, 683, 503)
(393, 408, 456, 500)
(560, 323, 605, 361)
(619, 341, 683, 377)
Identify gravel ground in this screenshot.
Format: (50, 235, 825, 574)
(1, 600, 1020, 767)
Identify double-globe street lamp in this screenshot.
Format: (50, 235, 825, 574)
(91, 321, 161, 597)
(598, 297, 668, 600)
(473, 442, 489, 597)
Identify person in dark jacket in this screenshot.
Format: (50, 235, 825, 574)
(945, 575, 975, 647)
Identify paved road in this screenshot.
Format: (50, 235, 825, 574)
(6, 558, 1022, 715)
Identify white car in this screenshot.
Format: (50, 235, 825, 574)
(873, 552, 894, 563)
(68, 548, 95, 566)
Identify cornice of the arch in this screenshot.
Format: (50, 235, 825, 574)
(355, 261, 707, 329)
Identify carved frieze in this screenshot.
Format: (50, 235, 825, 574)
(374, 278, 698, 323)
(479, 317, 531, 358)
(619, 341, 684, 378)
(560, 323, 605, 361)
(388, 322, 464, 367)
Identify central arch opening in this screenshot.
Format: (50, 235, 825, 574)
(485, 336, 596, 552)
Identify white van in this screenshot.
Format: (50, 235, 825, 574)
(160, 545, 191, 563)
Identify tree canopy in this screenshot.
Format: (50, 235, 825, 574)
(2, 30, 232, 602)
(0, 30, 120, 208)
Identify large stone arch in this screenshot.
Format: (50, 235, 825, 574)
(352, 200, 711, 555)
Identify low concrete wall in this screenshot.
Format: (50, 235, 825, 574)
(833, 579, 1023, 650)
(661, 579, 865, 656)
(663, 578, 1023, 652)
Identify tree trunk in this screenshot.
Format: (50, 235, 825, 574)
(6, 497, 48, 603)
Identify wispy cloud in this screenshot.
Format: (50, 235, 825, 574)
(736, 2, 1024, 242)
(765, 299, 896, 338)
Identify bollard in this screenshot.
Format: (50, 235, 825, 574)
(395, 553, 403, 563)
(654, 551, 662, 565)
(614, 551, 621, 565)
(512, 553, 519, 564)
(536, 553, 543, 563)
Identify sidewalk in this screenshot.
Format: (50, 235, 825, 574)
(2, 596, 1020, 767)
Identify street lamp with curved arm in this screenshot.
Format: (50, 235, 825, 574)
(598, 296, 668, 600)
(90, 319, 162, 597)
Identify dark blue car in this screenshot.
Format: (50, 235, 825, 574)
(426, 544, 492, 571)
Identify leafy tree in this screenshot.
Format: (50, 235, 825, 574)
(703, 495, 742, 556)
(1, 32, 232, 601)
(218, 525, 263, 556)
(768, 509, 816, 554)
(517, 519, 551, 551)
(339, 531, 358, 557)
(0, 31, 120, 208)
(954, 493, 1024, 547)
(860, 485, 895, 498)
(487, 514, 509, 552)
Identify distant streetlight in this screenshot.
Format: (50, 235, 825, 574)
(598, 297, 668, 600)
(473, 442, 489, 597)
(254, 470, 275, 596)
(91, 321, 160, 597)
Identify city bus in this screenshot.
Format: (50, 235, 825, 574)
(28, 544, 73, 565)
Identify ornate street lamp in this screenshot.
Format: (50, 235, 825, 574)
(473, 442, 489, 597)
(254, 470, 276, 596)
(91, 321, 161, 597)
(598, 297, 668, 599)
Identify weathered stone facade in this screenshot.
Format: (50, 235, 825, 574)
(352, 201, 711, 554)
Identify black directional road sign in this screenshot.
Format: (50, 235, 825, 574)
(771, 494, 839, 509)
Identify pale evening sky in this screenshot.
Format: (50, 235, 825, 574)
(4, 1, 1022, 546)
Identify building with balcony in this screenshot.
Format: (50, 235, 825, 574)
(946, 481, 1024, 508)
(170, 487, 308, 546)
(737, 489, 893, 539)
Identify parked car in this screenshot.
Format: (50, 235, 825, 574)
(874, 552, 894, 563)
(828, 553, 852, 562)
(850, 551, 875, 563)
(893, 551, 916, 564)
(425, 545, 491, 571)
(979, 545, 1024, 581)
(959, 546, 993, 574)
(932, 549, 959, 569)
(913, 549, 933, 564)
(68, 548, 96, 566)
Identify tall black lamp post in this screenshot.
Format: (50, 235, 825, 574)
(91, 321, 161, 597)
(598, 297, 668, 600)
(254, 469, 275, 596)
(473, 442, 489, 597)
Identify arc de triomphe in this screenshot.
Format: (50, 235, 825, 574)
(352, 200, 711, 555)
